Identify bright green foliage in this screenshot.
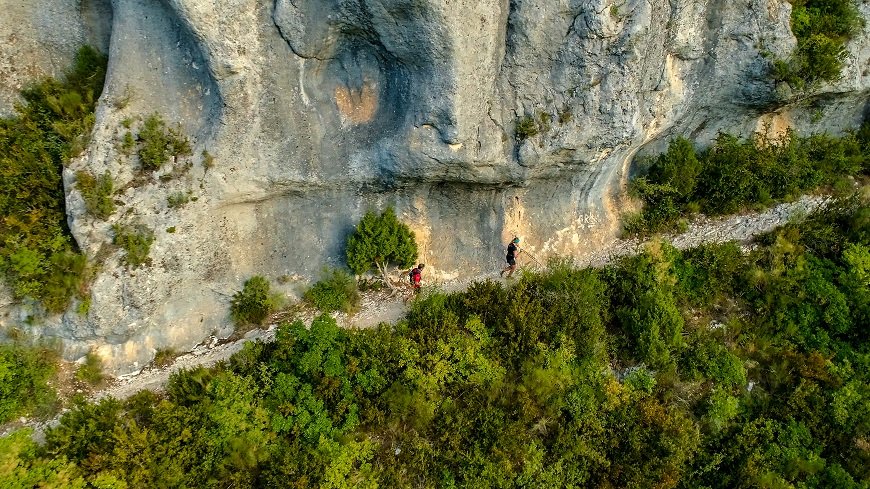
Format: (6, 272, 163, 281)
(111, 223, 154, 268)
(628, 131, 868, 234)
(624, 366, 657, 394)
(230, 275, 278, 326)
(137, 114, 190, 171)
(0, 342, 59, 423)
(304, 267, 360, 313)
(345, 207, 418, 276)
(8, 196, 870, 487)
(0, 429, 86, 488)
(774, 0, 862, 90)
(75, 170, 114, 219)
(0, 46, 106, 312)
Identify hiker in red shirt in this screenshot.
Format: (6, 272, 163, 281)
(409, 264, 425, 293)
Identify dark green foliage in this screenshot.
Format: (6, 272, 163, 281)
(137, 114, 191, 171)
(0, 46, 106, 312)
(111, 223, 154, 268)
(607, 242, 685, 370)
(304, 267, 360, 313)
(628, 131, 868, 234)
(75, 170, 114, 219)
(515, 115, 540, 140)
(0, 342, 59, 423)
(345, 207, 418, 276)
(230, 275, 277, 327)
(774, 0, 862, 90)
(7, 197, 869, 487)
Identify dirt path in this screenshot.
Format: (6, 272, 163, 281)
(9, 195, 826, 436)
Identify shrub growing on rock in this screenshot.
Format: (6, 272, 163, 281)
(0, 46, 106, 312)
(230, 275, 279, 327)
(75, 170, 115, 220)
(346, 207, 418, 282)
(137, 114, 191, 171)
(112, 223, 155, 268)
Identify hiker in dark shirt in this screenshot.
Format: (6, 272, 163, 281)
(500, 237, 522, 278)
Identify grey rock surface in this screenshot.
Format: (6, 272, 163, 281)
(1, 0, 868, 373)
(0, 0, 112, 116)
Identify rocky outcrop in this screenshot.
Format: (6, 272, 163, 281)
(1, 0, 868, 372)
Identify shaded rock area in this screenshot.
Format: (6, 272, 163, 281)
(0, 0, 868, 373)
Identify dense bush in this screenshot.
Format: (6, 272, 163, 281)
(627, 130, 867, 234)
(111, 223, 154, 268)
(0, 46, 106, 312)
(346, 207, 418, 278)
(137, 114, 191, 171)
(304, 267, 360, 313)
(230, 275, 279, 327)
(0, 342, 59, 423)
(75, 170, 114, 219)
(774, 0, 862, 90)
(4, 196, 868, 488)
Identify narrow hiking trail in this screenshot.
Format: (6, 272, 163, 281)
(6, 195, 826, 437)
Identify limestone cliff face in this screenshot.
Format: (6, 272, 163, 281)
(1, 0, 868, 372)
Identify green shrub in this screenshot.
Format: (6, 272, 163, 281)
(774, 0, 861, 90)
(538, 112, 552, 133)
(75, 351, 105, 386)
(119, 130, 135, 156)
(230, 275, 279, 326)
(627, 131, 868, 235)
(0, 46, 106, 312)
(515, 115, 539, 140)
(624, 366, 657, 394)
(304, 267, 360, 313)
(137, 114, 190, 171)
(112, 223, 155, 268)
(0, 342, 59, 422)
(167, 191, 190, 209)
(153, 348, 178, 368)
(75, 170, 114, 219)
(346, 207, 418, 279)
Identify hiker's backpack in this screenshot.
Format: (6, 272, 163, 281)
(409, 268, 420, 284)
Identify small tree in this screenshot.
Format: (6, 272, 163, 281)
(230, 276, 277, 327)
(346, 207, 418, 286)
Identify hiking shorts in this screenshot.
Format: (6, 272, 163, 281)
(506, 256, 516, 267)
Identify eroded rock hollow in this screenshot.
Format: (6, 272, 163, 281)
(1, 0, 868, 372)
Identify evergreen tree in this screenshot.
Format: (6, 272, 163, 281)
(346, 207, 418, 285)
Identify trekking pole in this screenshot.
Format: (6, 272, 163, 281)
(521, 248, 545, 269)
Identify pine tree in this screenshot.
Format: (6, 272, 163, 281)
(346, 207, 418, 286)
